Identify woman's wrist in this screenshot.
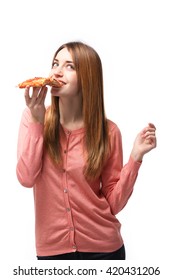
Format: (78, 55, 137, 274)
(31, 115, 45, 124)
(130, 150, 143, 162)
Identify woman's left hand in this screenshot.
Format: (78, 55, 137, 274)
(131, 123, 157, 162)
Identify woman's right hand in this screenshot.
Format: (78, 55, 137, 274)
(24, 86, 47, 124)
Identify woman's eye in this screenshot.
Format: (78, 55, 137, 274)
(52, 62, 59, 67)
(66, 64, 75, 70)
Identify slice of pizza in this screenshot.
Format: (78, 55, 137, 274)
(18, 77, 62, 88)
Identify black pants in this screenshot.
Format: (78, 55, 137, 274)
(37, 245, 125, 260)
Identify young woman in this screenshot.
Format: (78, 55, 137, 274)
(16, 41, 156, 260)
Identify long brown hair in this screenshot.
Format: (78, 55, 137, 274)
(44, 41, 110, 180)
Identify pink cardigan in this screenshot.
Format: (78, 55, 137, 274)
(16, 108, 141, 256)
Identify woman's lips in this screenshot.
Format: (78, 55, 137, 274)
(58, 80, 66, 86)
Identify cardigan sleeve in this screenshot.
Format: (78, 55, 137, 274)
(101, 122, 141, 215)
(16, 108, 44, 188)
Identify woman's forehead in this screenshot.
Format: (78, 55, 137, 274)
(55, 47, 73, 62)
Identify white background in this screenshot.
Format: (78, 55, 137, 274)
(0, 0, 172, 272)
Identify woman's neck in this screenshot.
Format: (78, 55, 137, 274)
(59, 96, 83, 130)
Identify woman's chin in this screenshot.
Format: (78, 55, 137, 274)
(50, 87, 61, 96)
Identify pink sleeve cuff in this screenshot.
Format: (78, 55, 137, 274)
(128, 156, 142, 172)
(28, 122, 44, 138)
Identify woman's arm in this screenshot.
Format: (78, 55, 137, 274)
(16, 85, 48, 187)
(16, 107, 44, 188)
(101, 123, 156, 215)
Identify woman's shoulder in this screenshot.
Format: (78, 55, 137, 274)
(107, 119, 121, 135)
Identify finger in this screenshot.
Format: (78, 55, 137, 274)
(37, 86, 48, 104)
(148, 123, 156, 129)
(42, 87, 48, 103)
(28, 87, 42, 107)
(145, 135, 156, 141)
(145, 135, 157, 146)
(141, 126, 156, 136)
(31, 87, 41, 99)
(143, 131, 156, 138)
(24, 86, 31, 105)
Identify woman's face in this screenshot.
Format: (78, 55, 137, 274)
(49, 47, 79, 97)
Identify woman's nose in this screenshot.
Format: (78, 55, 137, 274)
(54, 67, 63, 76)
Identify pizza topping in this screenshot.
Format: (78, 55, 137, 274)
(18, 77, 62, 88)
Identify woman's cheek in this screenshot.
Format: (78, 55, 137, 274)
(49, 69, 54, 77)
